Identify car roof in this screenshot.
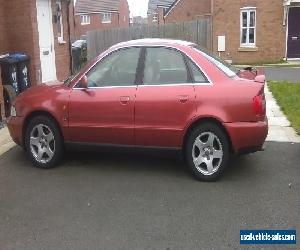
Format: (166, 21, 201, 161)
(110, 39, 197, 50)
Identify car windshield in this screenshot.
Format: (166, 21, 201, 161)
(194, 47, 239, 78)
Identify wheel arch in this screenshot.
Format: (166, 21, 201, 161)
(22, 110, 64, 148)
(182, 117, 234, 153)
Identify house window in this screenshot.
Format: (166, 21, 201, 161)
(152, 12, 158, 22)
(240, 8, 256, 47)
(81, 15, 90, 25)
(102, 13, 112, 23)
(56, 1, 63, 42)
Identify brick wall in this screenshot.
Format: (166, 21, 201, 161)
(51, 0, 71, 82)
(213, 0, 286, 64)
(69, 3, 76, 41)
(0, 0, 8, 54)
(147, 7, 168, 25)
(2, 0, 40, 85)
(75, 13, 120, 38)
(74, 0, 130, 38)
(118, 0, 130, 28)
(0, 67, 3, 120)
(0, 0, 71, 86)
(165, 0, 211, 23)
(0, 0, 7, 118)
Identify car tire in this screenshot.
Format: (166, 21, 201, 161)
(25, 116, 64, 169)
(185, 122, 230, 181)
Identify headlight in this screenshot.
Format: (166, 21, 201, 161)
(10, 106, 17, 117)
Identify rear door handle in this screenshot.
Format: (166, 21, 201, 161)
(120, 96, 130, 105)
(178, 95, 189, 103)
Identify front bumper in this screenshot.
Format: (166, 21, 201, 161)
(7, 116, 24, 146)
(224, 118, 268, 154)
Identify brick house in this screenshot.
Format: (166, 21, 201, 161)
(164, 0, 211, 23)
(0, 0, 73, 119)
(74, 0, 130, 38)
(148, 0, 300, 64)
(147, 0, 175, 24)
(212, 0, 287, 64)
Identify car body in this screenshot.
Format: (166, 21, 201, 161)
(8, 39, 268, 181)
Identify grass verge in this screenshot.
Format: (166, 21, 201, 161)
(268, 81, 300, 135)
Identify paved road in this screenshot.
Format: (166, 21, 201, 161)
(0, 142, 299, 249)
(264, 67, 300, 82)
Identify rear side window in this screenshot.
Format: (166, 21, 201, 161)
(187, 59, 208, 83)
(195, 48, 237, 78)
(143, 47, 188, 85)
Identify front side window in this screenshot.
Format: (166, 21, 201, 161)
(143, 47, 188, 85)
(102, 13, 112, 23)
(56, 1, 63, 42)
(240, 8, 256, 47)
(86, 48, 141, 87)
(81, 15, 90, 25)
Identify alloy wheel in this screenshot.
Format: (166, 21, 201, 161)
(30, 124, 55, 164)
(192, 132, 223, 176)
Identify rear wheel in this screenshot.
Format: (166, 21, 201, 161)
(25, 116, 64, 169)
(185, 122, 230, 181)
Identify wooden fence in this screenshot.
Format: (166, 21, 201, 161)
(87, 18, 212, 60)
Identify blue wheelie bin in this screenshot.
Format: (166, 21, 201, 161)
(0, 53, 31, 95)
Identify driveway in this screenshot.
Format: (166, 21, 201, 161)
(0, 142, 299, 249)
(265, 67, 300, 82)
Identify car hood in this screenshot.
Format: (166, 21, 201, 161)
(16, 81, 69, 104)
(14, 81, 71, 117)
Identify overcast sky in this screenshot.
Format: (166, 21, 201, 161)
(127, 0, 149, 17)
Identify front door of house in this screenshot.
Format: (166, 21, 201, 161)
(287, 7, 300, 58)
(36, 0, 56, 82)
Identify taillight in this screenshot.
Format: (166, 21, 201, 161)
(253, 93, 266, 116)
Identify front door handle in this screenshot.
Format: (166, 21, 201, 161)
(120, 96, 130, 105)
(178, 95, 189, 104)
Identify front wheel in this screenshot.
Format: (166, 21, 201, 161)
(185, 122, 230, 181)
(25, 116, 64, 169)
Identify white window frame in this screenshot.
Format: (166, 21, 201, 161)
(101, 13, 112, 23)
(56, 0, 64, 43)
(240, 7, 256, 47)
(81, 15, 90, 25)
(152, 12, 158, 22)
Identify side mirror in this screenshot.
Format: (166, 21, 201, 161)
(81, 75, 88, 89)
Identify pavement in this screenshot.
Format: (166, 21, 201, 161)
(0, 142, 299, 249)
(265, 85, 300, 143)
(0, 126, 15, 156)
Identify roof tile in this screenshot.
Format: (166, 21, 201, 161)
(76, 0, 121, 14)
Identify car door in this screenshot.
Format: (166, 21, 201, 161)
(68, 47, 141, 145)
(135, 47, 197, 148)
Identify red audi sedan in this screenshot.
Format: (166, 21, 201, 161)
(7, 39, 268, 181)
